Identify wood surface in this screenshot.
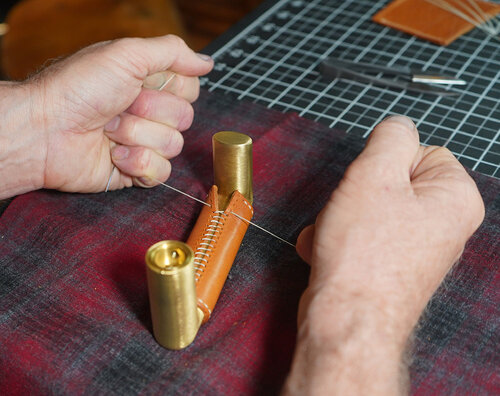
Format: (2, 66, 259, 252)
(1, 0, 264, 80)
(1, 0, 187, 79)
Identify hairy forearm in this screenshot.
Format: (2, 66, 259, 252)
(283, 286, 414, 396)
(0, 82, 46, 199)
(283, 273, 417, 396)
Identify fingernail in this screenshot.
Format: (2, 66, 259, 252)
(143, 72, 166, 90)
(111, 145, 129, 160)
(196, 53, 212, 62)
(136, 176, 154, 188)
(383, 115, 416, 132)
(104, 116, 120, 132)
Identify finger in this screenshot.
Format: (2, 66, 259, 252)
(143, 72, 201, 103)
(109, 35, 214, 78)
(127, 89, 194, 131)
(357, 115, 420, 182)
(296, 225, 315, 265)
(104, 113, 184, 158)
(110, 144, 172, 187)
(412, 145, 464, 180)
(412, 146, 485, 233)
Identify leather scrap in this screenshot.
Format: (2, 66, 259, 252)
(372, 0, 500, 45)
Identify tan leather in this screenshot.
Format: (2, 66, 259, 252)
(372, 0, 500, 46)
(186, 185, 253, 323)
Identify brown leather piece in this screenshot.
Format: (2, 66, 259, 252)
(186, 185, 253, 323)
(373, 0, 500, 46)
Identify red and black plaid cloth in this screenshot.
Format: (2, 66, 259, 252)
(0, 90, 498, 395)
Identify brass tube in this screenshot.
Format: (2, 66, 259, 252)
(145, 240, 203, 350)
(212, 131, 253, 210)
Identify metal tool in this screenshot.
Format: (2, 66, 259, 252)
(319, 58, 466, 96)
(146, 240, 204, 350)
(212, 131, 253, 210)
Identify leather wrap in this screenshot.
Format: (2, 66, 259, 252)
(186, 185, 253, 323)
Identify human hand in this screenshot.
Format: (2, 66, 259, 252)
(284, 116, 484, 395)
(28, 35, 213, 192)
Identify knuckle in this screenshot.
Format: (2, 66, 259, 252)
(176, 74, 186, 92)
(172, 73, 186, 95)
(462, 176, 484, 217)
(117, 37, 142, 48)
(187, 77, 200, 102)
(136, 148, 152, 172)
(176, 102, 194, 131)
(163, 130, 184, 157)
(430, 145, 454, 158)
(155, 160, 173, 184)
(131, 93, 153, 118)
(165, 34, 186, 50)
(128, 117, 140, 145)
(173, 76, 200, 103)
(108, 37, 139, 55)
(346, 155, 391, 181)
(106, 37, 150, 75)
(121, 116, 139, 144)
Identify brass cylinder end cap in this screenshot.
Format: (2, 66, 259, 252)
(212, 131, 253, 210)
(146, 240, 194, 274)
(145, 241, 201, 350)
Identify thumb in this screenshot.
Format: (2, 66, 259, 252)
(358, 115, 420, 182)
(105, 35, 214, 78)
(296, 225, 315, 264)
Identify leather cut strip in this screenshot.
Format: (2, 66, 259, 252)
(373, 0, 500, 45)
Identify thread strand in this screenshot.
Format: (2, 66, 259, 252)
(152, 178, 296, 248)
(153, 179, 210, 207)
(105, 166, 116, 193)
(230, 211, 296, 248)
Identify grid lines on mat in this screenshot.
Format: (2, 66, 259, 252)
(203, 0, 500, 177)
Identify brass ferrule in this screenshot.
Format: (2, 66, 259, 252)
(145, 241, 203, 350)
(212, 131, 253, 210)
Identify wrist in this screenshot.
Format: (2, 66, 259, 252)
(0, 81, 47, 199)
(309, 233, 438, 331)
(285, 291, 409, 395)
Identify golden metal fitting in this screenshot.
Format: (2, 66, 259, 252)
(145, 240, 203, 350)
(212, 131, 253, 210)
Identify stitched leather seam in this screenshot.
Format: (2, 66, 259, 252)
(227, 194, 253, 219)
(193, 209, 216, 279)
(194, 211, 227, 282)
(198, 298, 212, 317)
(242, 199, 254, 215)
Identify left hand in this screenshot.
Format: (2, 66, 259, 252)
(29, 35, 213, 192)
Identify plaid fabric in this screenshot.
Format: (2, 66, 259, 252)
(0, 89, 498, 395)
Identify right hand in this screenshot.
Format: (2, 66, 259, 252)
(296, 116, 485, 333)
(28, 35, 213, 193)
(284, 116, 485, 395)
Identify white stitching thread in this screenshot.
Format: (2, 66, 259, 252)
(194, 209, 226, 282)
(198, 298, 212, 317)
(152, 179, 295, 247)
(193, 198, 252, 282)
(242, 199, 254, 214)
